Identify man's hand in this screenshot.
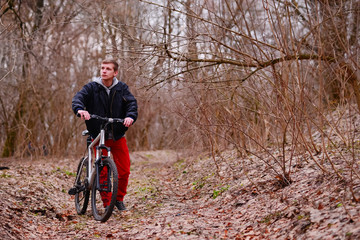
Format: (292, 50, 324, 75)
(124, 117, 134, 127)
(77, 110, 90, 120)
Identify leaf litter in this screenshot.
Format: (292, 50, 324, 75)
(1, 119, 360, 239)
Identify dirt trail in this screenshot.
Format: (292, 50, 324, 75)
(1, 149, 360, 239)
(0, 150, 186, 239)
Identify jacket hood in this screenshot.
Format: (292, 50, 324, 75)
(94, 77, 119, 94)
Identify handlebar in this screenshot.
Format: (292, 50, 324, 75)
(90, 114, 124, 123)
(76, 113, 124, 123)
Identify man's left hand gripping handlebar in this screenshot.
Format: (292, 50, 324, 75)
(124, 117, 134, 127)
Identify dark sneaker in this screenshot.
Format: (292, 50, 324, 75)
(115, 201, 127, 211)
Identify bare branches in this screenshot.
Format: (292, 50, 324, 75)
(166, 44, 335, 68)
(0, 0, 359, 200)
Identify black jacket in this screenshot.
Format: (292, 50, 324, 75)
(72, 80, 138, 140)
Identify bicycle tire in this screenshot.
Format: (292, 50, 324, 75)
(91, 157, 118, 222)
(74, 157, 90, 215)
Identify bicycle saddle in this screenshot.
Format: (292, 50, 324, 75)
(82, 130, 89, 136)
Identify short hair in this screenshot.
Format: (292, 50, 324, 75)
(102, 59, 119, 72)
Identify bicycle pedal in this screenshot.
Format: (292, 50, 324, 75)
(68, 187, 78, 195)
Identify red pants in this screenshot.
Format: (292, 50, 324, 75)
(95, 137, 130, 206)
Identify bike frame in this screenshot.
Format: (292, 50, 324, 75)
(87, 126, 112, 189)
(70, 114, 124, 222)
(72, 115, 122, 192)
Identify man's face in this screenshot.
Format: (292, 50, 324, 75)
(101, 63, 118, 82)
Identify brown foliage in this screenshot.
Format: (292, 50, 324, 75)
(0, 0, 359, 203)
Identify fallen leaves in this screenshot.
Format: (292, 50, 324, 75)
(0, 147, 359, 239)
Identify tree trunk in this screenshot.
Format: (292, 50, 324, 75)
(1, 0, 44, 157)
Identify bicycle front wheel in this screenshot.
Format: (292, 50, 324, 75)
(75, 157, 90, 215)
(91, 157, 118, 222)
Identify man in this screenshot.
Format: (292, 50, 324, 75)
(72, 59, 138, 211)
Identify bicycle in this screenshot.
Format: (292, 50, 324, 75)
(68, 114, 124, 222)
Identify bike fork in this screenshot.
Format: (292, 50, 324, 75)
(95, 160, 112, 192)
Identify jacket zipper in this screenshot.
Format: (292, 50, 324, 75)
(110, 90, 117, 138)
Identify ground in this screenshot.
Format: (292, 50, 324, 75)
(0, 148, 359, 239)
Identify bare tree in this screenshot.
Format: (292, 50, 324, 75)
(0, 0, 98, 156)
(133, 0, 359, 187)
(1, 0, 359, 197)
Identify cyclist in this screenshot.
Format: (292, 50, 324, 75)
(72, 59, 138, 211)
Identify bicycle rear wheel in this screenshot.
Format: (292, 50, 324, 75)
(74, 157, 90, 215)
(91, 157, 118, 222)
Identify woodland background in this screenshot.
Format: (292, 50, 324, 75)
(0, 0, 360, 197)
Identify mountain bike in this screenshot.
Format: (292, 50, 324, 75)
(68, 114, 123, 222)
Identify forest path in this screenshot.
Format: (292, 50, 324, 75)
(0, 150, 204, 239)
(1, 149, 360, 239)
